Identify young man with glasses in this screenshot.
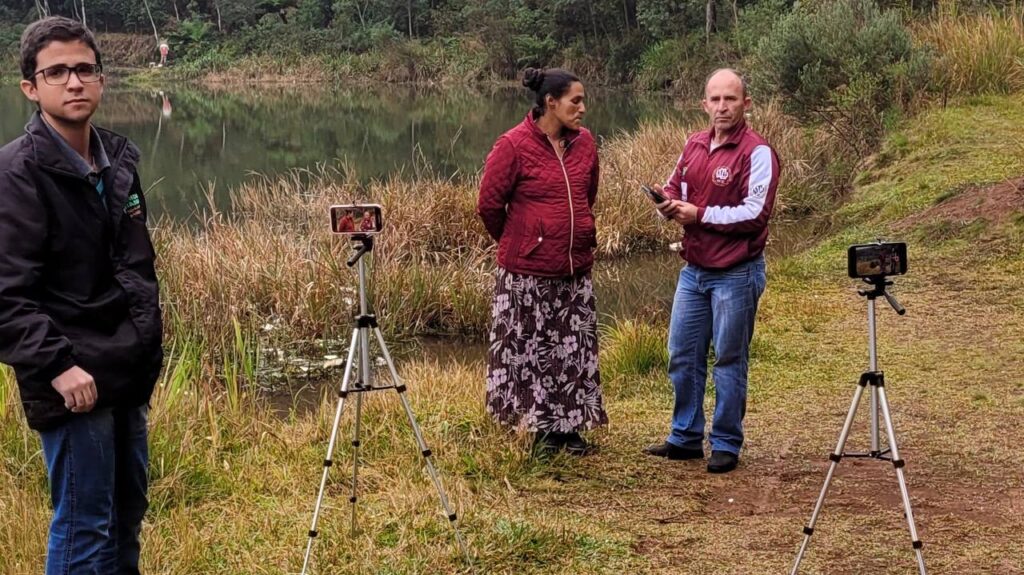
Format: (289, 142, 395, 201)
(0, 17, 163, 574)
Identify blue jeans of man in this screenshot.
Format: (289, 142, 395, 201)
(39, 405, 149, 575)
(666, 257, 766, 455)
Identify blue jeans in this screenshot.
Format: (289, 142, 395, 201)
(666, 257, 766, 455)
(39, 405, 149, 575)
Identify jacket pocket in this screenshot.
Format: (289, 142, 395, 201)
(573, 214, 597, 252)
(22, 398, 68, 428)
(521, 219, 545, 258)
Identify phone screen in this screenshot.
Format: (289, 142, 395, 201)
(642, 185, 666, 203)
(330, 204, 383, 236)
(847, 242, 908, 278)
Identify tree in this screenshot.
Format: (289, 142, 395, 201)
(752, 0, 931, 154)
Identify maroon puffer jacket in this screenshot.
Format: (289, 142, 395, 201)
(477, 114, 599, 278)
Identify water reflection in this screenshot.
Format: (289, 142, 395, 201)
(0, 84, 697, 220)
(160, 91, 172, 119)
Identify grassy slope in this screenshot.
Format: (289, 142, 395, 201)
(2, 96, 1024, 574)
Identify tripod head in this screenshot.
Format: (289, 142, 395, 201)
(346, 235, 374, 267)
(857, 276, 906, 316)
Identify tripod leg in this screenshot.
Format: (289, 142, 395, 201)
(301, 329, 360, 575)
(876, 385, 927, 575)
(351, 321, 373, 535)
(791, 381, 868, 575)
(373, 327, 471, 560)
(349, 358, 364, 537)
(870, 385, 881, 455)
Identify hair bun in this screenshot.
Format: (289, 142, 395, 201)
(522, 67, 545, 91)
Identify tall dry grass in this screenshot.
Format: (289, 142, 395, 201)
(1, 349, 646, 573)
(751, 99, 852, 216)
(157, 107, 841, 363)
(98, 33, 161, 68)
(156, 169, 495, 351)
(914, 8, 1024, 96)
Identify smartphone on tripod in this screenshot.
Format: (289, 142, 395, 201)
(330, 204, 383, 236)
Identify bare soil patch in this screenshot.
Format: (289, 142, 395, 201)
(896, 176, 1024, 231)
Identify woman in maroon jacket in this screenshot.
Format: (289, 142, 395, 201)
(477, 68, 608, 454)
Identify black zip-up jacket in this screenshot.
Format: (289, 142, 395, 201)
(0, 112, 163, 431)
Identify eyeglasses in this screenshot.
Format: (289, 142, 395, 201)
(32, 63, 103, 86)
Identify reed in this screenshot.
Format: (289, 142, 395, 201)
(913, 8, 1024, 97)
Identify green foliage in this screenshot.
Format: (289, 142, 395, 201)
(751, 0, 932, 155)
(637, 38, 688, 90)
(8, 0, 1022, 107)
(636, 0, 706, 40)
(635, 34, 730, 93)
(0, 364, 14, 420)
(168, 18, 217, 61)
(0, 23, 22, 50)
(295, 0, 334, 30)
(733, 0, 791, 57)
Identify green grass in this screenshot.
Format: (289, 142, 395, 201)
(840, 94, 1024, 226)
(122, 37, 494, 88)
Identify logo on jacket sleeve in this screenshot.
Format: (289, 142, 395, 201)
(124, 193, 143, 219)
(712, 166, 732, 186)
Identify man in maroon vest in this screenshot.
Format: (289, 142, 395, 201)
(644, 69, 780, 473)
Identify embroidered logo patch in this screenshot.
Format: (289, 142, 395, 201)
(712, 166, 732, 186)
(752, 184, 767, 198)
(124, 193, 143, 219)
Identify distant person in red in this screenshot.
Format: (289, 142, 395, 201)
(360, 210, 376, 232)
(158, 40, 168, 67)
(335, 212, 355, 233)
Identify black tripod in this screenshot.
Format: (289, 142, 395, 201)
(791, 276, 927, 575)
(300, 236, 468, 574)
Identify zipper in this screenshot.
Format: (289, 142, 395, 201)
(551, 136, 578, 276)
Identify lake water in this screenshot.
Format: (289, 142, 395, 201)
(0, 83, 698, 219)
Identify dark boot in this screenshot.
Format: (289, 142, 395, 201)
(533, 432, 564, 454)
(643, 441, 704, 460)
(563, 433, 592, 456)
(707, 450, 739, 473)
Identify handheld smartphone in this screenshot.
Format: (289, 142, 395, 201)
(330, 204, 383, 236)
(641, 185, 667, 204)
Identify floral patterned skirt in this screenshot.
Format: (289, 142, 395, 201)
(485, 267, 608, 433)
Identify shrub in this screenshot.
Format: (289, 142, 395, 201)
(636, 37, 690, 91)
(751, 0, 931, 156)
(635, 34, 738, 95)
(168, 18, 217, 61)
(733, 0, 790, 58)
(599, 319, 668, 386)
